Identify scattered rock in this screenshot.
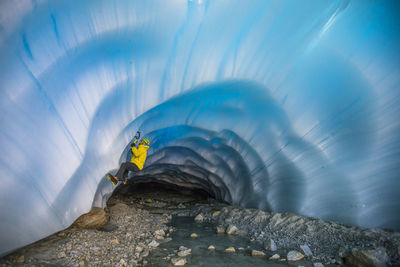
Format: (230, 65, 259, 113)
(226, 225, 238, 235)
(263, 238, 277, 251)
(190, 233, 198, 238)
(148, 240, 160, 248)
(178, 248, 191, 257)
(212, 211, 221, 217)
(346, 247, 389, 267)
(154, 229, 165, 237)
(111, 238, 120, 245)
(57, 232, 66, 237)
(4, 186, 400, 267)
(300, 244, 313, 256)
(270, 254, 280, 260)
(154, 229, 165, 240)
(171, 258, 187, 266)
(287, 250, 304, 261)
(194, 214, 204, 222)
(71, 208, 107, 229)
(16, 255, 24, 263)
(142, 248, 150, 257)
(177, 203, 185, 208)
(216, 226, 225, 234)
(225, 247, 236, 253)
(251, 250, 265, 257)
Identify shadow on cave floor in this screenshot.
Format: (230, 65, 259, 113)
(109, 181, 214, 213)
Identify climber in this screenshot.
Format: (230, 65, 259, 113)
(106, 137, 150, 186)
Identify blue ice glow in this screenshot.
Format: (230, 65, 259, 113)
(1, 0, 400, 256)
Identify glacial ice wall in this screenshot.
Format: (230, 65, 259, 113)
(1, 0, 400, 256)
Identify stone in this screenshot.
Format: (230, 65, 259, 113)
(79, 260, 86, 267)
(270, 254, 280, 260)
(300, 244, 313, 256)
(16, 255, 25, 263)
(136, 246, 143, 253)
(171, 258, 187, 266)
(208, 245, 215, 250)
(226, 225, 238, 235)
(263, 238, 277, 251)
(154, 229, 165, 237)
(179, 246, 188, 251)
(225, 247, 236, 253)
(212, 211, 221, 217)
(287, 250, 305, 261)
(216, 226, 225, 234)
(142, 249, 150, 257)
(71, 208, 107, 229)
(148, 240, 160, 248)
(251, 250, 265, 257)
(178, 249, 191, 257)
(194, 214, 204, 222)
(313, 263, 324, 267)
(119, 259, 126, 266)
(346, 247, 389, 267)
(58, 251, 66, 258)
(57, 232, 66, 237)
(111, 238, 120, 245)
(190, 233, 198, 238)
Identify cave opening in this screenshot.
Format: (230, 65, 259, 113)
(110, 179, 220, 207)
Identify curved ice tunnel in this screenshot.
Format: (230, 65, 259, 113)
(1, 0, 400, 256)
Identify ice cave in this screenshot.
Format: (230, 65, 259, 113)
(0, 0, 399, 256)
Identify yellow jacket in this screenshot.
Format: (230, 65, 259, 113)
(131, 144, 149, 170)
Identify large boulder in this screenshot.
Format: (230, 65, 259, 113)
(71, 208, 107, 229)
(346, 247, 389, 267)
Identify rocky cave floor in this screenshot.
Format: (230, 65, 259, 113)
(1, 182, 400, 267)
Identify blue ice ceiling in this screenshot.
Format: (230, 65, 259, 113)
(1, 0, 400, 256)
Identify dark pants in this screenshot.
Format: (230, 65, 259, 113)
(116, 162, 140, 181)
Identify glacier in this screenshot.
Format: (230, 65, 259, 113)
(1, 0, 400, 256)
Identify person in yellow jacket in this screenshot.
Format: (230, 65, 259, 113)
(106, 138, 150, 185)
